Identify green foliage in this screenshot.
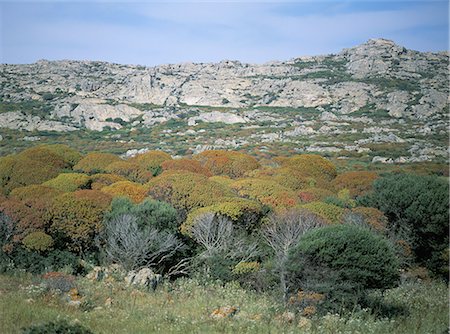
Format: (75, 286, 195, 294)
(288, 225, 399, 312)
(42, 173, 91, 192)
(1, 247, 79, 274)
(363, 173, 449, 278)
(73, 153, 122, 174)
(22, 319, 93, 334)
(105, 197, 178, 233)
(22, 232, 54, 252)
(301, 201, 346, 224)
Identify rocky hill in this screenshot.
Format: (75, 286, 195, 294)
(0, 38, 448, 162)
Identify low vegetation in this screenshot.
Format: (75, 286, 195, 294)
(0, 144, 448, 333)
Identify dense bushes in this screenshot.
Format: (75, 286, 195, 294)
(364, 173, 449, 278)
(0, 144, 447, 319)
(287, 225, 399, 312)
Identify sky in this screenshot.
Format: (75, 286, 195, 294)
(0, 0, 448, 66)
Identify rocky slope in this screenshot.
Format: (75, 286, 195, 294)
(0, 38, 448, 162)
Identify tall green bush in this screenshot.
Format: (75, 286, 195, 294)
(287, 225, 399, 312)
(363, 173, 449, 278)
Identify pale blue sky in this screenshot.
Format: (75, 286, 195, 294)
(0, 1, 448, 66)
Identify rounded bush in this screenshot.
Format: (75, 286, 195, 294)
(288, 224, 399, 310)
(332, 171, 378, 198)
(74, 153, 122, 174)
(129, 150, 172, 176)
(43, 173, 91, 192)
(194, 150, 260, 178)
(22, 232, 54, 252)
(301, 201, 346, 224)
(281, 154, 337, 182)
(101, 181, 147, 203)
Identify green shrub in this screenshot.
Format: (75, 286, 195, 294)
(105, 197, 179, 233)
(21, 319, 93, 334)
(301, 201, 346, 224)
(22, 232, 54, 252)
(287, 225, 399, 313)
(42, 173, 91, 192)
(362, 173, 449, 278)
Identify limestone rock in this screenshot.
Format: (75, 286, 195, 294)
(125, 267, 162, 291)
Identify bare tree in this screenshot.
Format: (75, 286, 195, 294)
(0, 212, 15, 246)
(190, 213, 260, 271)
(103, 213, 184, 271)
(261, 209, 324, 303)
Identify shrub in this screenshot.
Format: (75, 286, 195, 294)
(41, 271, 75, 292)
(100, 181, 147, 203)
(37, 144, 82, 167)
(281, 154, 337, 182)
(0, 197, 44, 244)
(363, 173, 449, 278)
(251, 167, 311, 191)
(0, 151, 64, 194)
(230, 178, 299, 210)
(89, 173, 127, 190)
(332, 171, 378, 198)
(42, 173, 91, 192)
(104, 160, 153, 183)
(21, 319, 93, 334)
(105, 197, 179, 233)
(146, 171, 234, 214)
(73, 153, 122, 174)
(48, 190, 112, 252)
(347, 207, 388, 232)
(22, 232, 54, 252)
(161, 159, 212, 176)
(301, 201, 346, 224)
(287, 225, 399, 312)
(3, 247, 79, 274)
(181, 198, 265, 235)
(129, 150, 172, 176)
(194, 150, 260, 178)
(298, 187, 334, 203)
(102, 213, 183, 271)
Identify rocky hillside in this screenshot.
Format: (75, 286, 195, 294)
(0, 39, 448, 162)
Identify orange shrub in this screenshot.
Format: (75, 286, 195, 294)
(298, 187, 335, 203)
(332, 171, 378, 198)
(250, 167, 311, 191)
(101, 181, 147, 203)
(161, 159, 212, 176)
(105, 161, 153, 183)
(36, 144, 82, 167)
(73, 153, 122, 174)
(0, 150, 65, 194)
(129, 150, 172, 176)
(0, 197, 44, 243)
(146, 170, 234, 212)
(89, 173, 127, 190)
(350, 207, 388, 232)
(281, 154, 337, 182)
(49, 190, 112, 252)
(230, 178, 299, 210)
(194, 150, 260, 178)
